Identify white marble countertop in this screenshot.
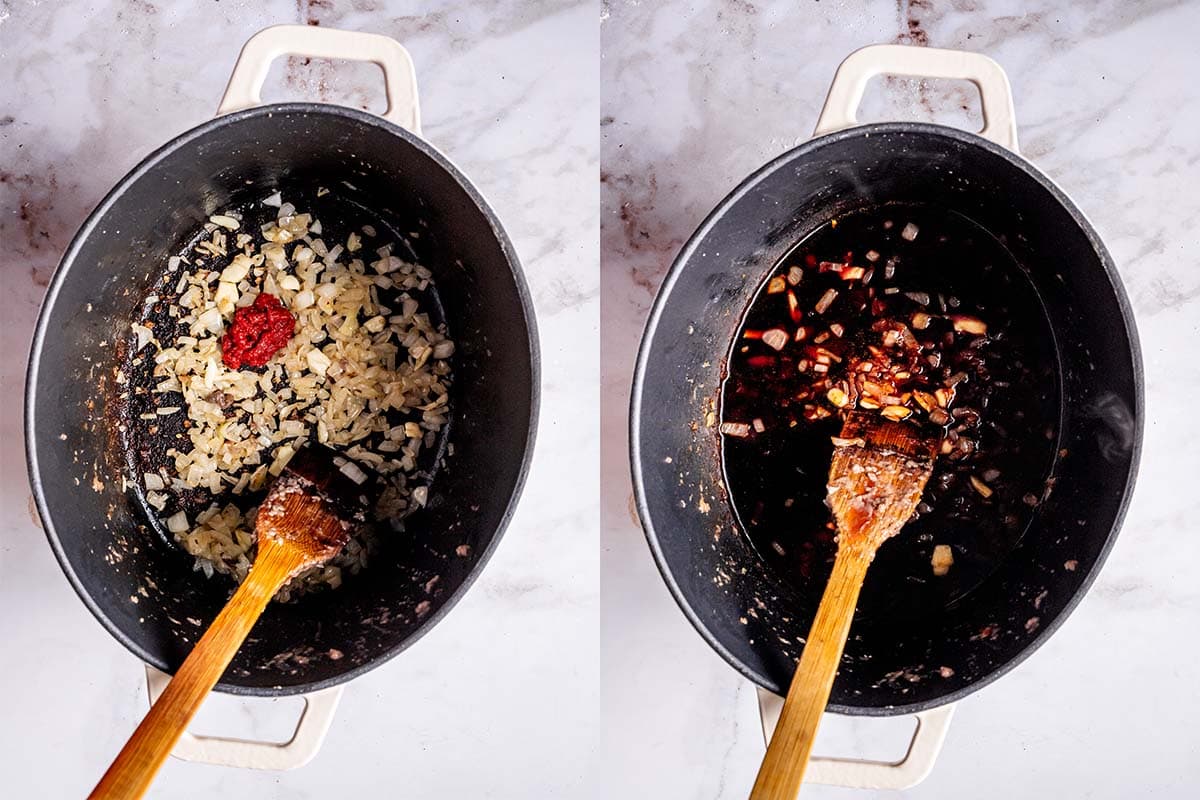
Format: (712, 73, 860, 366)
(0, 1, 596, 798)
(602, 1, 1200, 798)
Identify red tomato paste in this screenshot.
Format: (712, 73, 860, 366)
(220, 293, 296, 370)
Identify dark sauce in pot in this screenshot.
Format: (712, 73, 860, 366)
(720, 204, 1062, 622)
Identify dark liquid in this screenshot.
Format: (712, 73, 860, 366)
(720, 204, 1061, 621)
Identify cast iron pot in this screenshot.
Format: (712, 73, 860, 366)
(631, 44, 1141, 784)
(26, 26, 537, 709)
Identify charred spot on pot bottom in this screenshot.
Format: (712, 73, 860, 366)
(720, 204, 1062, 622)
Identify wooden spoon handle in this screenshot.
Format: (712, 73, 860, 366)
(90, 543, 307, 800)
(750, 547, 874, 800)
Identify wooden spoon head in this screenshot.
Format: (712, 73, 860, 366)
(255, 445, 373, 571)
(827, 411, 938, 553)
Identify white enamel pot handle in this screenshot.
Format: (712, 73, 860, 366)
(757, 687, 955, 790)
(814, 43, 1018, 152)
(144, 665, 344, 770)
(217, 23, 421, 135)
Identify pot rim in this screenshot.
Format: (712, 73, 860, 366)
(26, 101, 541, 697)
(629, 120, 1143, 716)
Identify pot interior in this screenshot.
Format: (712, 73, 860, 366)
(633, 124, 1140, 713)
(28, 104, 537, 695)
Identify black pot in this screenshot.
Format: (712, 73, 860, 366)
(26, 100, 538, 695)
(631, 75, 1141, 712)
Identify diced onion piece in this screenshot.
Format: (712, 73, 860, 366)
(220, 255, 252, 283)
(830, 436, 865, 448)
(814, 288, 838, 314)
(214, 281, 239, 316)
(970, 475, 994, 498)
(339, 459, 369, 485)
(751, 418, 765, 433)
(166, 511, 189, 533)
(347, 232, 362, 252)
(306, 348, 332, 377)
(196, 307, 223, 334)
(787, 266, 803, 285)
(133, 328, 156, 355)
(719, 421, 752, 438)
(268, 444, 295, 476)
(210, 214, 240, 230)
(761, 328, 789, 351)
(262, 191, 283, 207)
(901, 222, 919, 241)
(278, 274, 301, 292)
(767, 276, 787, 294)
(431, 341, 455, 359)
(143, 472, 165, 491)
(932, 544, 954, 576)
(785, 292, 802, 325)
(145, 491, 167, 511)
(951, 315, 988, 335)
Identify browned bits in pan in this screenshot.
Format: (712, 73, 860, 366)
(720, 205, 1061, 616)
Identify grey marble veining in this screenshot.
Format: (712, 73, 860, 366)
(602, 1, 1200, 798)
(1, 1, 597, 797)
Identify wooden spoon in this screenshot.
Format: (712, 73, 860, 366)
(90, 446, 370, 800)
(750, 411, 939, 800)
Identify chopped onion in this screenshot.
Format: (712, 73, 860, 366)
(306, 348, 332, 377)
(761, 328, 789, 351)
(268, 444, 296, 477)
(720, 421, 752, 438)
(166, 511, 189, 533)
(214, 281, 239, 316)
(932, 544, 954, 576)
(951, 315, 987, 335)
(970, 475, 993, 498)
(339, 460, 369, 485)
(132, 323, 154, 351)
